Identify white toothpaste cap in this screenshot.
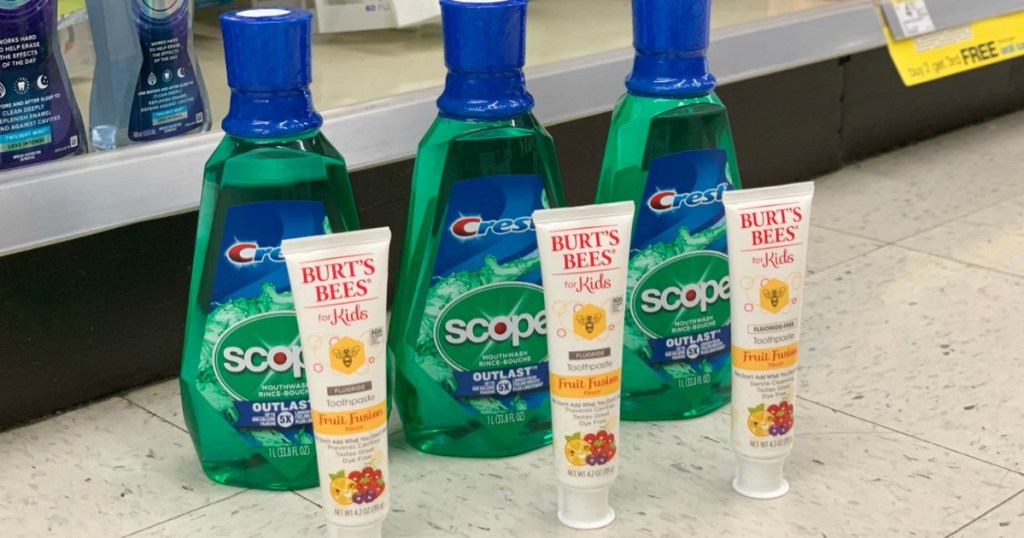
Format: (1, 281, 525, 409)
(327, 521, 383, 538)
(557, 485, 615, 530)
(733, 455, 790, 499)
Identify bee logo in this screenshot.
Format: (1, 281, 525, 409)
(332, 346, 361, 369)
(759, 279, 789, 314)
(575, 313, 603, 334)
(329, 337, 366, 375)
(573, 304, 607, 340)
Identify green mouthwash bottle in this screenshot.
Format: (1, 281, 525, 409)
(179, 8, 359, 489)
(596, 0, 741, 421)
(390, 0, 564, 457)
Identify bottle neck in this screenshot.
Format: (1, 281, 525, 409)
(437, 70, 534, 121)
(222, 88, 322, 139)
(625, 51, 716, 98)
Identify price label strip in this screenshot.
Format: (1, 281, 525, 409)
(890, 0, 936, 38)
(883, 5, 1024, 87)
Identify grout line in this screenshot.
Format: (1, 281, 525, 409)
(799, 396, 1024, 477)
(803, 234, 1024, 283)
(944, 487, 1024, 538)
(291, 489, 323, 509)
(867, 134, 1024, 169)
(813, 153, 1024, 248)
(121, 396, 189, 435)
(890, 243, 1024, 281)
(888, 194, 1021, 244)
(813, 222, 893, 245)
(807, 242, 890, 276)
(120, 490, 249, 537)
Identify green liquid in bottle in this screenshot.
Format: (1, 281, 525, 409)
(390, 115, 564, 457)
(179, 9, 360, 489)
(597, 94, 741, 420)
(180, 133, 359, 489)
(596, 0, 741, 420)
(390, 0, 564, 457)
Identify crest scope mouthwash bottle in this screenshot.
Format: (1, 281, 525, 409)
(0, 0, 86, 171)
(86, 0, 211, 151)
(390, 0, 565, 458)
(595, 0, 741, 421)
(180, 8, 360, 490)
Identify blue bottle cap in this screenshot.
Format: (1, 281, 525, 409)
(626, 0, 716, 97)
(220, 8, 322, 137)
(437, 0, 534, 120)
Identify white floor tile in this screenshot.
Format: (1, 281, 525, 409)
(952, 491, 1024, 538)
(899, 195, 1024, 277)
(125, 379, 186, 432)
(808, 226, 883, 274)
(125, 490, 323, 537)
(379, 401, 1023, 537)
(813, 143, 1024, 242)
(0, 398, 236, 538)
(931, 110, 1024, 163)
(801, 246, 1024, 471)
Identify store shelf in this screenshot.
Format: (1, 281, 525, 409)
(71, 0, 850, 130)
(0, 0, 925, 256)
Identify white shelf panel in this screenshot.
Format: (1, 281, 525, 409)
(0, 0, 890, 256)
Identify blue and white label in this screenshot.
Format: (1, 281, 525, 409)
(434, 174, 545, 281)
(233, 400, 313, 429)
(128, 0, 205, 142)
(451, 363, 549, 398)
(0, 0, 84, 169)
(0, 125, 50, 151)
(633, 149, 730, 252)
(648, 327, 730, 364)
(421, 174, 552, 416)
(627, 148, 734, 376)
(206, 201, 327, 445)
(211, 201, 328, 308)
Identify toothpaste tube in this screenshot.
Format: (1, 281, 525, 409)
(722, 182, 814, 499)
(282, 228, 392, 538)
(533, 202, 635, 529)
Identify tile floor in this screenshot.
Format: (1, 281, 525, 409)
(4, 111, 1024, 537)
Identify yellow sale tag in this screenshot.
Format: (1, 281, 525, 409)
(58, 0, 86, 18)
(883, 9, 1024, 86)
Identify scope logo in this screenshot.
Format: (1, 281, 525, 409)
(213, 312, 307, 400)
(222, 345, 303, 377)
(648, 184, 728, 212)
(631, 252, 731, 338)
(226, 241, 285, 265)
(434, 282, 548, 373)
(450, 216, 535, 239)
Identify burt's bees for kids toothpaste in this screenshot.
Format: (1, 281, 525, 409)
(722, 182, 814, 499)
(282, 228, 391, 538)
(533, 202, 634, 529)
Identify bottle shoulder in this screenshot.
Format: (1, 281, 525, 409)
(206, 131, 343, 166)
(203, 132, 350, 192)
(420, 113, 550, 146)
(614, 92, 725, 117)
